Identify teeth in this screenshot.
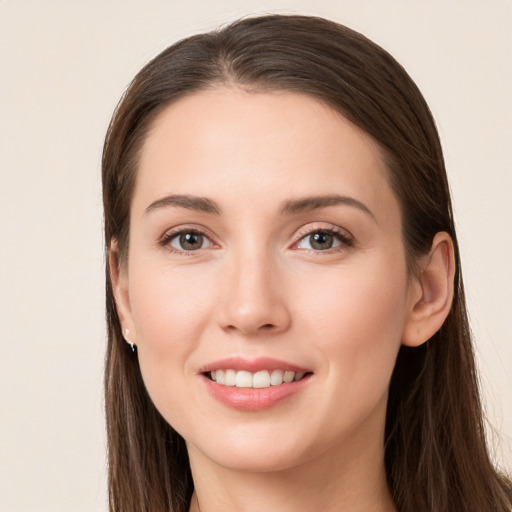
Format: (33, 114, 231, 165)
(283, 371, 295, 383)
(270, 369, 283, 386)
(235, 371, 253, 388)
(216, 369, 225, 385)
(253, 370, 270, 388)
(225, 369, 237, 386)
(209, 369, 307, 388)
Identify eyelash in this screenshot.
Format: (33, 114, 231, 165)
(292, 226, 354, 253)
(159, 225, 354, 255)
(159, 227, 216, 255)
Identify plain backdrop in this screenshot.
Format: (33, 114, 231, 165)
(0, 1, 510, 511)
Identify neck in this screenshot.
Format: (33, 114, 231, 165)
(187, 419, 395, 512)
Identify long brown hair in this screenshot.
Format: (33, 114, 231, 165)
(102, 14, 512, 511)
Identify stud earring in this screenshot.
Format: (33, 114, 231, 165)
(123, 328, 136, 352)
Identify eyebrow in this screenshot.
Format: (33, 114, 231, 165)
(144, 194, 222, 216)
(280, 194, 376, 220)
(144, 193, 375, 220)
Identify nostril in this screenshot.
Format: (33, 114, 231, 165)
(217, 299, 291, 335)
(224, 322, 278, 333)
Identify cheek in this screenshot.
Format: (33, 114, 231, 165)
(127, 264, 219, 425)
(302, 260, 408, 392)
(127, 263, 219, 413)
(129, 264, 215, 352)
(286, 263, 407, 451)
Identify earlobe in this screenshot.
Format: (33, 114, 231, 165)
(109, 239, 137, 343)
(402, 232, 456, 347)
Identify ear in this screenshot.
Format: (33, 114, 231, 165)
(109, 239, 137, 344)
(402, 232, 456, 347)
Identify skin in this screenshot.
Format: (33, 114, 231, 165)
(111, 89, 455, 512)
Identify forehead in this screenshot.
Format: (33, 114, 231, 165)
(134, 88, 397, 221)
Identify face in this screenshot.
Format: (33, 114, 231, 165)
(113, 89, 418, 474)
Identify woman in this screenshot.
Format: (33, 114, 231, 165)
(102, 14, 512, 512)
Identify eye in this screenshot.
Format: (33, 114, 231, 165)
(295, 229, 353, 251)
(167, 230, 211, 251)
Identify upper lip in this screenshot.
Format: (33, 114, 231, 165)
(199, 356, 310, 374)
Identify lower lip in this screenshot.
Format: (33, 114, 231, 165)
(202, 375, 311, 411)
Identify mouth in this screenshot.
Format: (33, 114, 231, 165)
(206, 369, 311, 388)
(200, 357, 313, 410)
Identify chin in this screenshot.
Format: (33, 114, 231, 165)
(185, 425, 315, 474)
(200, 447, 308, 474)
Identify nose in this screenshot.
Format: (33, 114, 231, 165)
(216, 249, 291, 336)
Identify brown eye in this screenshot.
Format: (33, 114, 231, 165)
(309, 232, 334, 250)
(296, 229, 351, 251)
(169, 231, 208, 251)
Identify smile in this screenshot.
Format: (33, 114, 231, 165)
(209, 369, 307, 388)
(200, 357, 313, 410)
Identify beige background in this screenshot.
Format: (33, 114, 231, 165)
(0, 1, 510, 511)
